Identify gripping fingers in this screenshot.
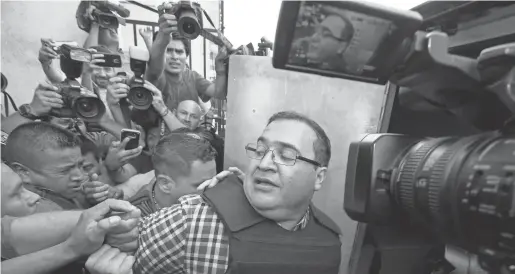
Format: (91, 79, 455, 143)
(89, 190, 110, 200)
(86, 184, 110, 194)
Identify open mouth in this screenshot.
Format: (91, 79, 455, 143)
(254, 177, 278, 188)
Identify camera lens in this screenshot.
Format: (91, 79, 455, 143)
(74, 97, 106, 121)
(128, 86, 153, 110)
(391, 133, 515, 250)
(178, 10, 200, 39)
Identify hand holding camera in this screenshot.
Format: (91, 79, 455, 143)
(107, 75, 130, 105)
(158, 13, 178, 37)
(38, 38, 59, 64)
(84, 49, 108, 73)
(29, 82, 64, 117)
(143, 81, 168, 116)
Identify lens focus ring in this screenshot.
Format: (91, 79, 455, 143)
(397, 141, 436, 211)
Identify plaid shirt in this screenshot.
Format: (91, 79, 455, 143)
(133, 194, 310, 274)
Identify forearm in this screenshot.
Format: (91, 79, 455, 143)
(1, 242, 79, 274)
(161, 110, 186, 131)
(108, 103, 128, 127)
(145, 33, 169, 82)
(10, 211, 82, 255)
(99, 117, 124, 140)
(109, 163, 138, 184)
(83, 22, 100, 49)
(81, 23, 100, 90)
(214, 73, 228, 99)
(81, 71, 94, 91)
(41, 61, 66, 84)
(142, 36, 153, 52)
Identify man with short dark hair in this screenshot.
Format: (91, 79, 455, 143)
(129, 130, 217, 217)
(4, 122, 90, 211)
(103, 111, 341, 274)
(306, 13, 354, 71)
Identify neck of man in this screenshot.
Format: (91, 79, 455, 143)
(255, 203, 311, 231)
(153, 182, 176, 209)
(165, 67, 183, 82)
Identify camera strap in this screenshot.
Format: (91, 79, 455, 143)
(1, 90, 18, 116)
(119, 99, 133, 128)
(199, 9, 233, 50)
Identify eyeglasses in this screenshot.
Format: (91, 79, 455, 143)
(245, 143, 321, 167)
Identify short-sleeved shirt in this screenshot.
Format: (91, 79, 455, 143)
(155, 69, 212, 111)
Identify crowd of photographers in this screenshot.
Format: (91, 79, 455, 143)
(1, 1, 342, 274)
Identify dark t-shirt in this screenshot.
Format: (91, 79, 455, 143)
(155, 69, 212, 111)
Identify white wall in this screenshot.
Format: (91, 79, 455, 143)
(1, 0, 88, 106)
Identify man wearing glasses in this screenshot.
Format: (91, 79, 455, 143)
(291, 10, 354, 72)
(115, 111, 342, 274)
(307, 13, 354, 70)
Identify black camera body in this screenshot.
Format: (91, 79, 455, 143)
(50, 79, 106, 122)
(162, 1, 203, 40)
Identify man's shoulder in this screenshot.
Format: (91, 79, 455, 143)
(1, 216, 19, 260)
(177, 193, 208, 207)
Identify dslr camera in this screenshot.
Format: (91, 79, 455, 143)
(161, 0, 203, 40)
(52, 45, 106, 122)
(125, 46, 153, 110)
(274, 1, 514, 273)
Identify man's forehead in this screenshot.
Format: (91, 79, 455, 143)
(178, 101, 202, 113)
(1, 165, 22, 193)
(167, 40, 185, 50)
(260, 120, 317, 151)
(43, 147, 82, 165)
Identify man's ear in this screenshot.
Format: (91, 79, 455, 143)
(314, 167, 328, 191)
(157, 175, 176, 194)
(337, 42, 349, 55)
(10, 162, 32, 183)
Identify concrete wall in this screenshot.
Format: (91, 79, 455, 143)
(1, 0, 87, 106)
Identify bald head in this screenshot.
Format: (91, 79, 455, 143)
(175, 100, 203, 130)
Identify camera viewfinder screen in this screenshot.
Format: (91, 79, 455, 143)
(288, 1, 397, 78)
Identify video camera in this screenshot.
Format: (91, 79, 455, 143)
(273, 1, 514, 273)
(90, 0, 129, 29)
(53, 45, 106, 122)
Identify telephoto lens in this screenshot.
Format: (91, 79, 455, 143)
(389, 132, 515, 253)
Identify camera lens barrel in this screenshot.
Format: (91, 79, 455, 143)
(391, 132, 515, 252)
(177, 8, 201, 39)
(128, 84, 153, 110)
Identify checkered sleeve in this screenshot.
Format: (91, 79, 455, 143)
(133, 204, 188, 274)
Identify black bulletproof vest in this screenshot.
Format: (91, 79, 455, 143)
(202, 175, 342, 274)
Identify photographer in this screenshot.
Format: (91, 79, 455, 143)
(146, 2, 228, 112)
